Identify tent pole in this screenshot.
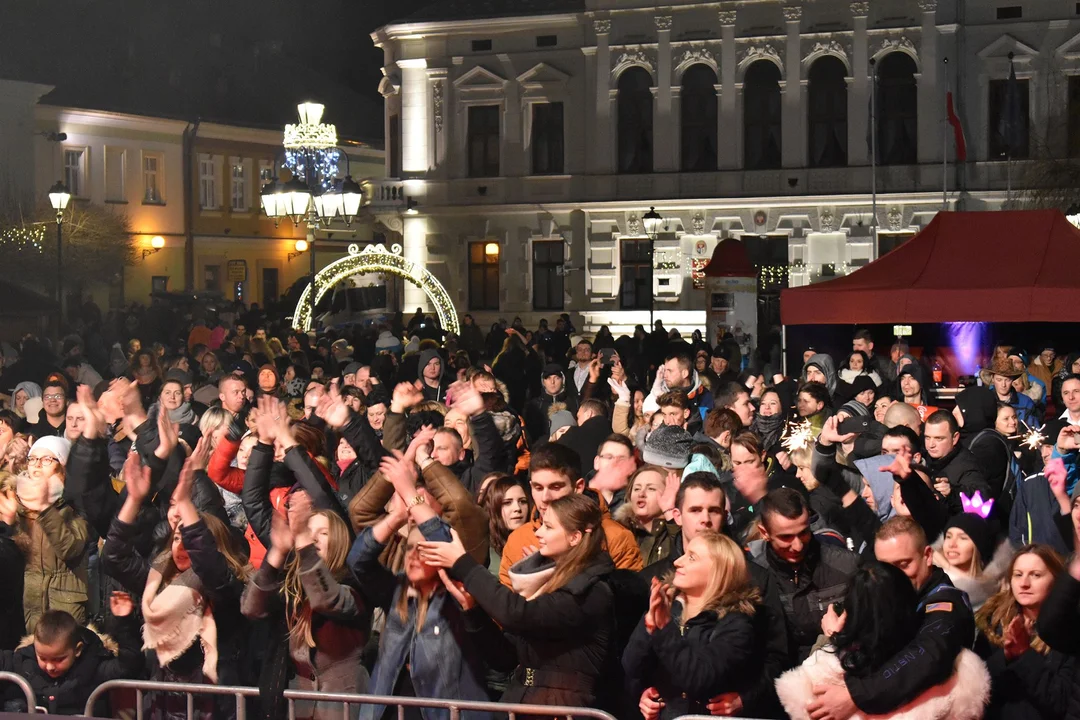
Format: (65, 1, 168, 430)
(781, 324, 788, 378)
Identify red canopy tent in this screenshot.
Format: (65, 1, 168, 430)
(780, 209, 1080, 324)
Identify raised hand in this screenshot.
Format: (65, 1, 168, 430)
(1059, 426, 1080, 453)
(449, 380, 485, 418)
(254, 396, 280, 444)
(77, 385, 106, 440)
(607, 375, 630, 403)
(882, 452, 913, 482)
(588, 357, 602, 383)
(315, 393, 351, 429)
(123, 451, 152, 503)
(588, 456, 637, 494)
(659, 470, 681, 516)
(189, 436, 212, 472)
(380, 451, 419, 499)
(173, 453, 197, 505)
(418, 527, 468, 568)
(1003, 614, 1031, 660)
(0, 488, 17, 525)
(818, 415, 855, 448)
(438, 569, 476, 610)
(286, 490, 313, 541)
(154, 407, 179, 461)
(391, 382, 424, 414)
(639, 688, 663, 720)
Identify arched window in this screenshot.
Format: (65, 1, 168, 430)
(808, 56, 848, 168)
(681, 64, 718, 172)
(743, 60, 782, 170)
(617, 67, 654, 174)
(876, 52, 918, 166)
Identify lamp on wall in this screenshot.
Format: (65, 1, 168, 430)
(141, 235, 165, 261)
(288, 238, 309, 262)
(484, 242, 500, 258)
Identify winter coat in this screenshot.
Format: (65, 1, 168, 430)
(101, 516, 251, 690)
(801, 354, 838, 397)
(622, 599, 757, 718)
(977, 629, 1076, 720)
(750, 537, 859, 663)
(417, 349, 449, 403)
(1036, 571, 1080, 720)
(241, 545, 371, 720)
(499, 513, 641, 587)
(347, 519, 495, 720)
(523, 383, 579, 448)
(1009, 472, 1071, 554)
(0, 618, 143, 716)
(614, 505, 679, 568)
(931, 535, 1013, 611)
(640, 532, 791, 719)
(9, 493, 90, 631)
(925, 445, 993, 517)
(644, 369, 714, 419)
(776, 646, 990, 720)
(1029, 356, 1064, 394)
(449, 550, 615, 708)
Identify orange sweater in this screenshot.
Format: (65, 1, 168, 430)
(498, 514, 643, 587)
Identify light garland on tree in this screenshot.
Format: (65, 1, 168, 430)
(759, 264, 789, 288)
(0, 226, 45, 253)
(284, 147, 342, 193)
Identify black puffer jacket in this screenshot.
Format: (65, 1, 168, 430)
(1037, 571, 1080, 720)
(622, 600, 757, 718)
(926, 444, 994, 517)
(0, 617, 143, 715)
(750, 538, 859, 662)
(978, 631, 1075, 720)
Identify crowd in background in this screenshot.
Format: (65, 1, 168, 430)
(0, 297, 1079, 720)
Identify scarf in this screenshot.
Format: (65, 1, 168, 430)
(142, 564, 219, 683)
(16, 473, 64, 512)
(751, 412, 787, 455)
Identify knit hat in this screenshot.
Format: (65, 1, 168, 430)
(548, 409, 576, 436)
(30, 436, 71, 466)
(165, 368, 193, 387)
(682, 453, 720, 480)
(954, 387, 998, 436)
(541, 363, 564, 379)
(343, 362, 364, 377)
(642, 425, 693, 469)
(944, 513, 996, 567)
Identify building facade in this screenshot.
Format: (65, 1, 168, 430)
(371, 0, 1080, 344)
(20, 91, 386, 311)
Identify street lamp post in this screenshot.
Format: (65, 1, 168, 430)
(47, 181, 71, 331)
(642, 206, 663, 331)
(260, 103, 365, 331)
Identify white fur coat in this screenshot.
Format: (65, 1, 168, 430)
(776, 647, 990, 720)
(931, 535, 1014, 610)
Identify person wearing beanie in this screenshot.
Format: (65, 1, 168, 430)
(548, 408, 576, 439)
(836, 374, 877, 417)
(642, 425, 693, 469)
(952, 386, 1015, 514)
(523, 363, 579, 447)
(933, 511, 1013, 610)
(3, 434, 89, 630)
(895, 362, 938, 421)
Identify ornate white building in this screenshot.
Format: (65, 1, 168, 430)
(370, 0, 1080, 340)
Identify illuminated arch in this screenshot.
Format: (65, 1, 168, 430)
(292, 243, 460, 335)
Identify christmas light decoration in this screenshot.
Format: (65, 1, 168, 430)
(292, 243, 460, 336)
(0, 226, 45, 252)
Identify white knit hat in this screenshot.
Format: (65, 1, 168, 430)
(30, 436, 72, 466)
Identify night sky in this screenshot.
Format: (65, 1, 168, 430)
(2, 0, 436, 145)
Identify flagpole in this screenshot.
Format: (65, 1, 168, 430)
(870, 58, 878, 253)
(943, 57, 949, 211)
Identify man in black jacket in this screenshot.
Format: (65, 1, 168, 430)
(523, 363, 579, 447)
(750, 488, 860, 664)
(923, 410, 993, 516)
(807, 515, 975, 719)
(639, 474, 791, 719)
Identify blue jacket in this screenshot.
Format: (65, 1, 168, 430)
(1009, 472, 1071, 555)
(1009, 390, 1038, 428)
(348, 519, 495, 720)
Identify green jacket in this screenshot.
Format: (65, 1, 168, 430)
(15, 500, 90, 630)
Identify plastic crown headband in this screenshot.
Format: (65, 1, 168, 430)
(960, 490, 994, 519)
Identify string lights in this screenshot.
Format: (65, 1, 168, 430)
(0, 226, 45, 253)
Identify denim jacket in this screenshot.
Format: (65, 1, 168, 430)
(348, 518, 495, 720)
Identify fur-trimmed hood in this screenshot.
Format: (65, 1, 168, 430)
(776, 646, 990, 720)
(931, 535, 1014, 610)
(17, 623, 119, 656)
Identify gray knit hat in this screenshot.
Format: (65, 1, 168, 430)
(642, 425, 693, 469)
(549, 409, 576, 436)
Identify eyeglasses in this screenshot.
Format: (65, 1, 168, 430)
(43, 394, 64, 401)
(598, 453, 630, 461)
(27, 456, 58, 467)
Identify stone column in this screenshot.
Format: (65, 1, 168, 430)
(782, 6, 804, 168)
(918, 0, 939, 163)
(398, 58, 429, 175)
(593, 20, 613, 174)
(655, 16, 675, 172)
(498, 54, 523, 178)
(718, 10, 739, 169)
(849, 3, 870, 166)
(427, 68, 447, 178)
(402, 215, 429, 310)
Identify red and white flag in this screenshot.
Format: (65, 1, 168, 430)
(947, 91, 967, 162)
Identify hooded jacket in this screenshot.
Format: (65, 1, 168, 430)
(644, 368, 715, 418)
(777, 646, 990, 720)
(956, 387, 1014, 503)
(523, 373, 579, 447)
(1036, 571, 1080, 720)
(801, 353, 839, 397)
(417, 348, 449, 403)
(0, 618, 144, 716)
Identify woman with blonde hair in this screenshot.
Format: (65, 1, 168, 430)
(419, 491, 616, 709)
(622, 531, 760, 718)
(241, 491, 369, 720)
(975, 544, 1073, 719)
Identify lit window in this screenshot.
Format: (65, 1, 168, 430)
(64, 149, 87, 198)
(143, 153, 163, 203)
(231, 157, 248, 211)
(199, 154, 218, 209)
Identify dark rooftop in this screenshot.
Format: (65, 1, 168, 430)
(398, 0, 585, 24)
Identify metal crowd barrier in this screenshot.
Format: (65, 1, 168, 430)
(83, 680, 619, 720)
(82, 679, 259, 720)
(0, 671, 37, 714)
(282, 690, 619, 720)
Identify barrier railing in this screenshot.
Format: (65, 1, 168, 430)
(282, 690, 619, 720)
(83, 679, 260, 720)
(83, 680, 618, 720)
(0, 671, 37, 714)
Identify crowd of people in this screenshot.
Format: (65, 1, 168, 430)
(0, 299, 1079, 720)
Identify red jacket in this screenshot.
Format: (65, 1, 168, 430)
(208, 436, 245, 495)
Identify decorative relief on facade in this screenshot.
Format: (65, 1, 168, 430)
(819, 208, 835, 232)
(876, 36, 918, 59)
(675, 47, 717, 72)
(718, 10, 737, 25)
(804, 40, 849, 66)
(741, 44, 782, 69)
(627, 214, 641, 235)
(691, 212, 706, 234)
(655, 16, 672, 31)
(432, 82, 443, 133)
(593, 19, 611, 34)
(782, 6, 803, 22)
(850, 2, 870, 16)
(613, 49, 656, 77)
(888, 206, 904, 231)
(917, 0, 937, 11)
